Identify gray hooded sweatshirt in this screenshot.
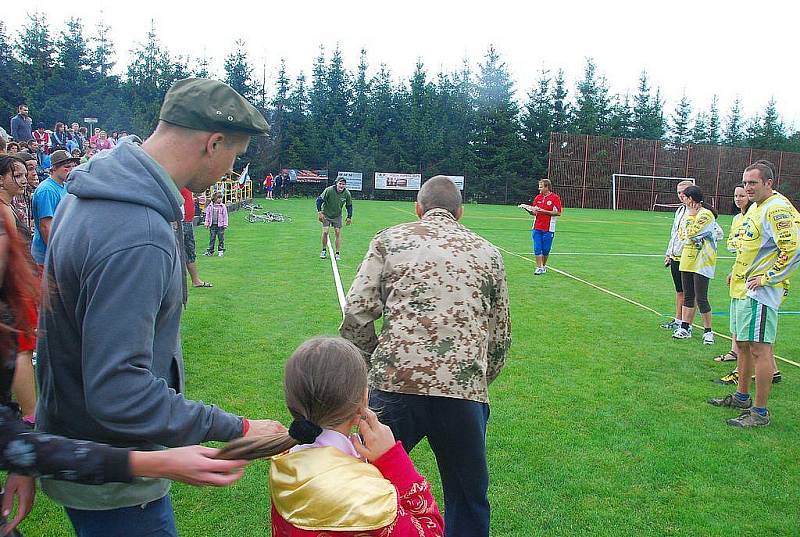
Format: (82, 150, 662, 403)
(36, 140, 243, 509)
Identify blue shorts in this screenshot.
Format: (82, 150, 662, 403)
(532, 230, 555, 256)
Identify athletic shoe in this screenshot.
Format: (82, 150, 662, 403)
(714, 370, 739, 385)
(534, 267, 545, 275)
(218, 251, 224, 257)
(687, 325, 693, 336)
(750, 372, 783, 384)
(727, 409, 769, 427)
(707, 393, 752, 408)
(541, 266, 547, 273)
(672, 327, 691, 339)
(320, 250, 327, 259)
(335, 253, 341, 261)
(203, 251, 213, 256)
(660, 319, 680, 330)
(702, 332, 715, 345)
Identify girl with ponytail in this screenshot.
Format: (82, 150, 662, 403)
(219, 337, 444, 536)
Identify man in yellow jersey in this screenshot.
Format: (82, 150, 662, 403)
(708, 161, 800, 427)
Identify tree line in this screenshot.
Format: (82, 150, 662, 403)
(2, 13, 798, 202)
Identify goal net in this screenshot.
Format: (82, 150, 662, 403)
(611, 174, 695, 211)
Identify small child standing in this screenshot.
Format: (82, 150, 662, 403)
(219, 337, 444, 536)
(204, 192, 228, 257)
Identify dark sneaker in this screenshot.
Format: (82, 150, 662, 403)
(750, 372, 782, 384)
(707, 393, 752, 408)
(713, 370, 739, 385)
(727, 409, 769, 427)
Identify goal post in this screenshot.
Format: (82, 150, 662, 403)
(611, 174, 695, 211)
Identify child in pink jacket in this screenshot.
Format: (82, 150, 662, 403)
(204, 192, 228, 257)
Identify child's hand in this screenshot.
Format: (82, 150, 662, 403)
(351, 408, 395, 461)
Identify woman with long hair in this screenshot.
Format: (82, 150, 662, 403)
(672, 185, 720, 344)
(50, 122, 69, 152)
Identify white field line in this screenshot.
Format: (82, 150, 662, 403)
(511, 251, 736, 260)
(327, 235, 347, 318)
(388, 205, 800, 368)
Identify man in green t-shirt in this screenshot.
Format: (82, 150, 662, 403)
(316, 176, 353, 260)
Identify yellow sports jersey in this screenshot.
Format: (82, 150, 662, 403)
(679, 207, 718, 278)
(730, 194, 800, 309)
(727, 212, 747, 254)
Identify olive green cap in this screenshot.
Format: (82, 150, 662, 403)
(159, 78, 269, 135)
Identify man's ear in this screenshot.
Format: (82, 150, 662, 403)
(455, 206, 464, 221)
(205, 132, 226, 155)
(415, 201, 424, 219)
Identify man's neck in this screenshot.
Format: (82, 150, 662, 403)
(50, 175, 64, 186)
(141, 137, 192, 189)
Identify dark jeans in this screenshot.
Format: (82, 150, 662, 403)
(370, 390, 490, 537)
(207, 224, 225, 253)
(65, 495, 177, 537)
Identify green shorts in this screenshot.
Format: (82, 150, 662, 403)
(730, 298, 778, 344)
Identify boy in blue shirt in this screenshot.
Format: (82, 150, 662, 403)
(31, 150, 80, 265)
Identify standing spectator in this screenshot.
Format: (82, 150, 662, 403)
(316, 176, 353, 261)
(263, 172, 273, 199)
(709, 161, 800, 427)
(204, 192, 228, 257)
(10, 104, 33, 143)
(50, 122, 69, 152)
(33, 123, 50, 152)
(67, 122, 85, 152)
(27, 140, 49, 181)
(35, 78, 281, 535)
(340, 176, 511, 537)
(30, 150, 79, 267)
(519, 178, 562, 275)
(180, 187, 212, 288)
(274, 172, 283, 199)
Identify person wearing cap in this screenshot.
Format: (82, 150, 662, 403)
(316, 176, 353, 261)
(34, 78, 283, 536)
(30, 149, 79, 266)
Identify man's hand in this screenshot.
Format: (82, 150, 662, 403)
(746, 275, 765, 290)
(664, 256, 671, 267)
(345, 217, 352, 226)
(129, 446, 247, 487)
(245, 419, 287, 437)
(351, 408, 396, 462)
(2, 474, 35, 535)
(318, 212, 325, 223)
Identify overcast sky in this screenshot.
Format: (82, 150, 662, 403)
(4, 0, 798, 129)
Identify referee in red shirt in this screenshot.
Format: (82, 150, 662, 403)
(519, 179, 562, 275)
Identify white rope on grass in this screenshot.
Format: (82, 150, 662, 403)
(327, 235, 347, 318)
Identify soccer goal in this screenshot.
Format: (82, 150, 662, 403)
(611, 174, 695, 211)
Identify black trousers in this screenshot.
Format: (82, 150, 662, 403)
(681, 271, 711, 313)
(370, 390, 490, 537)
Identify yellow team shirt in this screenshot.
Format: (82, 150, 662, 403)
(727, 212, 747, 254)
(679, 207, 718, 278)
(730, 194, 800, 309)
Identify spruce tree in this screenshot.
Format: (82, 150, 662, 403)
(223, 39, 254, 100)
(551, 69, 570, 134)
(0, 22, 23, 114)
(608, 93, 633, 138)
(691, 112, 709, 144)
(572, 57, 610, 136)
(707, 95, 721, 144)
(670, 92, 692, 144)
(520, 69, 552, 174)
(723, 98, 744, 146)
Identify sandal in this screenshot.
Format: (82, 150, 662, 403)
(193, 281, 213, 288)
(714, 351, 737, 362)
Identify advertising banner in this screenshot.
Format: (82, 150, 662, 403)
(440, 175, 465, 190)
(374, 172, 422, 190)
(337, 171, 363, 191)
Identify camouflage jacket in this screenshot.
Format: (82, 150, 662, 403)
(340, 208, 511, 403)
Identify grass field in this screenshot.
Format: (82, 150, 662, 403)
(19, 199, 800, 536)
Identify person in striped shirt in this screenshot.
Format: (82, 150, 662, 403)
(708, 161, 800, 427)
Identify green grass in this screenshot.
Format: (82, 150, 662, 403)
(18, 199, 800, 536)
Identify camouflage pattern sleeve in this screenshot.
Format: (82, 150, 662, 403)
(486, 252, 510, 384)
(340, 235, 386, 362)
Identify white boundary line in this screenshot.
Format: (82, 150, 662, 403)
(497, 246, 799, 369)
(388, 205, 800, 369)
(512, 252, 736, 259)
(326, 235, 347, 317)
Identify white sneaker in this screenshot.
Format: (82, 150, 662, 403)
(218, 251, 224, 257)
(335, 253, 341, 261)
(672, 327, 691, 339)
(534, 267, 545, 275)
(703, 331, 715, 345)
(320, 250, 327, 259)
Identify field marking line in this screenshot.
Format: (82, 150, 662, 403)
(326, 235, 347, 318)
(387, 205, 800, 368)
(497, 246, 800, 369)
(512, 252, 736, 259)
